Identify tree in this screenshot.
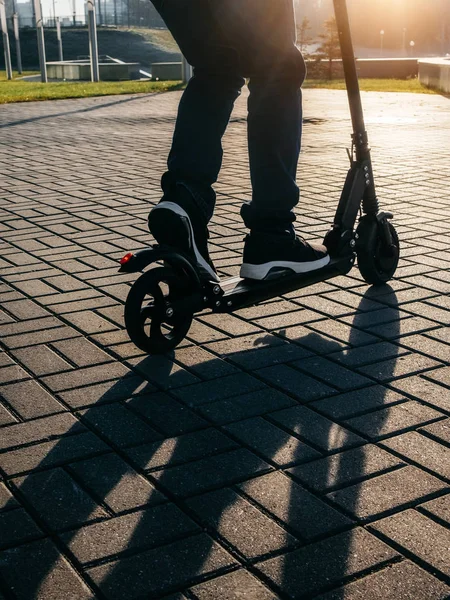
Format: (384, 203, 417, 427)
(297, 16, 314, 54)
(316, 16, 341, 80)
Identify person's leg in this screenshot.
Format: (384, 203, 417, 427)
(164, 69, 245, 224)
(219, 0, 329, 279)
(148, 0, 244, 280)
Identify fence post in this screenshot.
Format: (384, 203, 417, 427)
(33, 0, 47, 82)
(87, 0, 99, 82)
(56, 16, 63, 61)
(12, 13, 22, 74)
(0, 0, 13, 80)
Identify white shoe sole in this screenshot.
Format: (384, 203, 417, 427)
(151, 201, 220, 282)
(240, 255, 330, 280)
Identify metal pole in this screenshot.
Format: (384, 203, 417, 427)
(72, 0, 76, 26)
(13, 13, 22, 74)
(33, 0, 47, 82)
(0, 0, 13, 80)
(87, 0, 99, 81)
(56, 16, 63, 61)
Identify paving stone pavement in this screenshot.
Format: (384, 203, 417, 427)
(0, 88, 449, 599)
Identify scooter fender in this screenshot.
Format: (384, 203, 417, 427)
(118, 247, 202, 288)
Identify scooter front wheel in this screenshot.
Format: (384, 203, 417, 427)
(124, 267, 193, 354)
(356, 219, 400, 285)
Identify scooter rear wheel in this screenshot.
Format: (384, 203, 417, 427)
(124, 267, 193, 354)
(356, 220, 400, 285)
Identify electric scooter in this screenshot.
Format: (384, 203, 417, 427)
(118, 0, 400, 355)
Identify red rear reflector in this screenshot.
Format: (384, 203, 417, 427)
(120, 252, 134, 265)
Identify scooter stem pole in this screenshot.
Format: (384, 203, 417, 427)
(333, 0, 368, 158)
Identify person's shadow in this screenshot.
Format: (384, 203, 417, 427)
(0, 288, 402, 599)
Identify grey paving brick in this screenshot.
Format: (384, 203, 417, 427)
(226, 342, 313, 370)
(316, 560, 450, 600)
(402, 301, 450, 325)
(205, 332, 284, 357)
(239, 471, 352, 541)
(327, 342, 409, 368)
(199, 313, 261, 336)
(0, 432, 109, 476)
(255, 528, 398, 598)
(41, 361, 132, 392)
(343, 401, 444, 440)
(398, 333, 450, 363)
(327, 466, 448, 520)
(0, 380, 65, 419)
(357, 353, 442, 382)
(86, 533, 237, 599)
(268, 405, 365, 452)
(12, 468, 109, 531)
(62, 310, 119, 335)
(0, 299, 50, 321)
(292, 356, 373, 391)
(52, 337, 114, 367)
(11, 345, 73, 377)
(186, 488, 297, 559)
(2, 326, 81, 349)
(341, 308, 410, 330)
(419, 493, 450, 526)
(277, 325, 349, 353)
(288, 445, 403, 493)
(307, 319, 378, 346)
(127, 355, 200, 389)
(67, 453, 165, 512)
(253, 309, 324, 330)
(0, 413, 84, 451)
(424, 365, 450, 386)
(371, 509, 450, 578)
(0, 402, 17, 426)
(172, 372, 265, 407)
(0, 483, 18, 511)
(256, 364, 336, 402)
(364, 316, 439, 339)
(126, 392, 208, 436)
(59, 374, 153, 408)
(125, 428, 238, 472)
(150, 448, 271, 497)
(0, 507, 43, 549)
(0, 362, 30, 384)
(420, 418, 450, 444)
(224, 417, 321, 467)
(190, 569, 279, 600)
(382, 431, 450, 479)
(311, 385, 404, 419)
(61, 503, 199, 565)
(197, 388, 296, 425)
(79, 403, 161, 448)
(0, 538, 93, 599)
(173, 346, 237, 380)
(390, 375, 450, 413)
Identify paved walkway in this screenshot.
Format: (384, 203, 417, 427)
(0, 88, 449, 600)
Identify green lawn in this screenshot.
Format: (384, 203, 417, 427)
(0, 72, 438, 104)
(0, 70, 40, 81)
(303, 78, 438, 94)
(0, 78, 183, 103)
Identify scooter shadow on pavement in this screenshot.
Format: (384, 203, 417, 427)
(0, 288, 400, 599)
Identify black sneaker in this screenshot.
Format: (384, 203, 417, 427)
(240, 232, 330, 280)
(148, 190, 219, 282)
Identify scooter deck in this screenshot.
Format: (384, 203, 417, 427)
(212, 254, 355, 313)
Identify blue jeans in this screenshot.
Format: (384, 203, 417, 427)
(151, 0, 305, 232)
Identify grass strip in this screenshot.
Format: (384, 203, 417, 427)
(0, 74, 438, 104)
(0, 78, 183, 103)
